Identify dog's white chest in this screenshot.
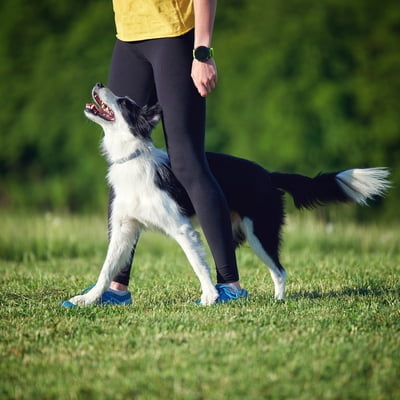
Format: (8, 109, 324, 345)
(108, 159, 181, 230)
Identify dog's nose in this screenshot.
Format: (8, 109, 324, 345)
(96, 82, 105, 89)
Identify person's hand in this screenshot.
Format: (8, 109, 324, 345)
(191, 58, 218, 97)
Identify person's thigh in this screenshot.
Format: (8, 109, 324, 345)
(108, 39, 157, 107)
(148, 32, 207, 165)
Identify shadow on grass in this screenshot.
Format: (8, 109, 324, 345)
(290, 285, 399, 300)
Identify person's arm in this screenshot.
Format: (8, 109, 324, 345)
(191, 0, 218, 97)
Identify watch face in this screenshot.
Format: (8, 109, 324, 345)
(195, 46, 211, 61)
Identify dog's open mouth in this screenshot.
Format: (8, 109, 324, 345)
(85, 91, 115, 121)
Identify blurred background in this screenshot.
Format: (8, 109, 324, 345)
(0, 0, 399, 221)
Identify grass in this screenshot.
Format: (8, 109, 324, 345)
(0, 212, 399, 400)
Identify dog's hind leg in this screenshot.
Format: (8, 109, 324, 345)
(68, 218, 141, 306)
(242, 217, 286, 300)
(169, 222, 218, 305)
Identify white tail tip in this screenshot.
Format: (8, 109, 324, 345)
(336, 167, 391, 205)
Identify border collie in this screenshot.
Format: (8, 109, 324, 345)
(66, 83, 390, 306)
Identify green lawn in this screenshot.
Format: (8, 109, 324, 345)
(0, 212, 399, 400)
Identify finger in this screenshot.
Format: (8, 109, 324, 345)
(201, 85, 208, 97)
(196, 84, 207, 97)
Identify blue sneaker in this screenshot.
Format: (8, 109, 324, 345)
(60, 284, 132, 307)
(195, 284, 249, 305)
(215, 284, 249, 303)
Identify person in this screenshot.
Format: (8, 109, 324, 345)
(74, 0, 248, 305)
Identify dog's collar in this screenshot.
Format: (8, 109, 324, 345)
(113, 149, 143, 165)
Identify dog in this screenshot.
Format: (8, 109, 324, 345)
(66, 82, 390, 306)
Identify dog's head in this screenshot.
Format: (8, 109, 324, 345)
(84, 83, 161, 140)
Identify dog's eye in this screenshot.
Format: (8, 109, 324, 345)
(118, 98, 129, 106)
(118, 98, 138, 112)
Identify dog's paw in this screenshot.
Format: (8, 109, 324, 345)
(200, 287, 219, 306)
(68, 293, 98, 306)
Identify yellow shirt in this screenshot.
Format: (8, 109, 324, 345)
(112, 0, 194, 42)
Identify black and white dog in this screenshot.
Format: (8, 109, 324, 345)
(67, 83, 390, 306)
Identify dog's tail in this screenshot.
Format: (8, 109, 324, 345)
(270, 168, 391, 209)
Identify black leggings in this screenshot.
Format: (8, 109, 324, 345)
(108, 30, 239, 285)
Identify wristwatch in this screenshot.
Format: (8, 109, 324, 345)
(193, 46, 214, 62)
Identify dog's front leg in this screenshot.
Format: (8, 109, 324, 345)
(172, 223, 218, 305)
(68, 218, 140, 306)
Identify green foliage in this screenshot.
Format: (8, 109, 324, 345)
(0, 0, 114, 211)
(0, 0, 399, 219)
(0, 213, 399, 399)
(212, 0, 400, 220)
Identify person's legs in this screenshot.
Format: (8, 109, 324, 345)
(147, 32, 240, 285)
(107, 39, 158, 288)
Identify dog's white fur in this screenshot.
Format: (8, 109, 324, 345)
(67, 84, 390, 306)
(336, 168, 389, 206)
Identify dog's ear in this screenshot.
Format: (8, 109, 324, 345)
(142, 103, 162, 128)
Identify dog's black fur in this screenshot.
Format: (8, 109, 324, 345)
(151, 122, 384, 283)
